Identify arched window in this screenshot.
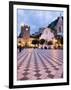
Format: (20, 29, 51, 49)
(59, 26, 61, 32)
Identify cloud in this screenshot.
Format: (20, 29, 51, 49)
(17, 9, 63, 35)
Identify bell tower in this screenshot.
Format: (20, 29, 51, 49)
(21, 25, 30, 40)
(20, 25, 30, 47)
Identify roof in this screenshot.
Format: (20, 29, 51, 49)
(48, 16, 63, 30)
(48, 18, 59, 30)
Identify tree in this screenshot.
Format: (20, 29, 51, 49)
(32, 39, 39, 48)
(39, 39, 45, 48)
(47, 41, 53, 45)
(39, 39, 45, 45)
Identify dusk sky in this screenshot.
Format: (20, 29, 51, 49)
(17, 9, 63, 36)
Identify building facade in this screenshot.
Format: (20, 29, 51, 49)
(55, 16, 63, 36)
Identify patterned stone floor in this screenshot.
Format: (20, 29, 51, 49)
(17, 49, 63, 80)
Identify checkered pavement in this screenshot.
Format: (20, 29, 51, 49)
(17, 49, 63, 80)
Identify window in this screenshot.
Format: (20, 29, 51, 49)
(59, 26, 61, 32)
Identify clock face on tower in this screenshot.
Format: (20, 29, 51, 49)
(26, 28, 28, 31)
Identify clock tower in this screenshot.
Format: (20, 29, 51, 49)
(20, 25, 30, 47)
(21, 25, 30, 40)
